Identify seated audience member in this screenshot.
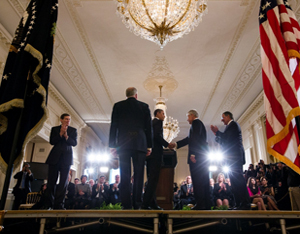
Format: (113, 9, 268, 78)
(287, 166, 300, 210)
(74, 175, 91, 209)
(246, 164, 256, 179)
(255, 177, 261, 187)
(173, 183, 179, 193)
(213, 173, 232, 208)
(31, 183, 47, 210)
(260, 177, 279, 210)
(225, 177, 236, 207)
(89, 179, 95, 192)
(91, 176, 109, 208)
(247, 177, 266, 211)
(12, 162, 34, 210)
(265, 165, 275, 186)
(110, 175, 121, 204)
(179, 176, 195, 207)
(74, 178, 79, 185)
(65, 174, 75, 209)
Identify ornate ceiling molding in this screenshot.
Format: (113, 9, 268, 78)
(237, 91, 264, 126)
(64, 0, 113, 105)
(0, 23, 12, 48)
(53, 29, 107, 117)
(200, 1, 257, 119)
(211, 39, 261, 123)
(48, 82, 86, 128)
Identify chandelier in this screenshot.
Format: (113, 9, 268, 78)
(116, 0, 208, 49)
(154, 86, 180, 142)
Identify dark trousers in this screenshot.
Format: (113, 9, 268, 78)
(229, 163, 250, 207)
(13, 188, 28, 210)
(91, 197, 105, 209)
(45, 159, 70, 209)
(119, 150, 146, 209)
(189, 160, 211, 209)
(143, 154, 162, 207)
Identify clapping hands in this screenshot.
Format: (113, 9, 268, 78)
(210, 125, 219, 135)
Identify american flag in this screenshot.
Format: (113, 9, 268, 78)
(259, 0, 300, 174)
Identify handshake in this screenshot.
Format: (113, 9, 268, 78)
(167, 142, 176, 150)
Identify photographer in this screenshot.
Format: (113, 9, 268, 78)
(12, 162, 34, 210)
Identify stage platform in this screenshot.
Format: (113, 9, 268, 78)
(1, 210, 300, 234)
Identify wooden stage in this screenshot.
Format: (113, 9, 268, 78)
(1, 210, 300, 234)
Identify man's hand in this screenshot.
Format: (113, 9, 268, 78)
(79, 190, 85, 196)
(210, 125, 219, 135)
(27, 169, 32, 175)
(60, 125, 68, 138)
(113, 183, 118, 189)
(168, 143, 176, 149)
(110, 148, 118, 157)
(190, 155, 196, 163)
(146, 149, 152, 156)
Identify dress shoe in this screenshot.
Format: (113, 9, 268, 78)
(151, 205, 163, 210)
(141, 205, 152, 210)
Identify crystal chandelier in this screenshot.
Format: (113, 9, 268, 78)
(154, 86, 179, 143)
(116, 0, 208, 49)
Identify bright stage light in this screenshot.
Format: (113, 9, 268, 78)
(223, 166, 230, 173)
(100, 167, 109, 173)
(88, 168, 94, 174)
(208, 151, 223, 161)
(101, 153, 110, 162)
(209, 165, 218, 172)
(88, 153, 96, 162)
(215, 152, 223, 161)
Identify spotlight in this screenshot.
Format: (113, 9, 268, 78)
(209, 165, 218, 172)
(88, 153, 96, 162)
(215, 152, 223, 161)
(100, 166, 109, 173)
(208, 152, 214, 161)
(88, 168, 94, 174)
(101, 153, 110, 162)
(223, 166, 230, 173)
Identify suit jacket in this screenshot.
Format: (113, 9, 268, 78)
(180, 184, 194, 199)
(109, 183, 121, 204)
(109, 97, 152, 153)
(215, 121, 245, 165)
(148, 118, 169, 158)
(46, 125, 77, 166)
(13, 171, 34, 194)
(176, 119, 208, 164)
(66, 182, 75, 200)
(91, 184, 109, 202)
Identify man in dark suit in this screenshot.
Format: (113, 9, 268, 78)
(179, 176, 195, 208)
(142, 109, 175, 210)
(91, 175, 109, 208)
(211, 111, 250, 210)
(109, 175, 121, 204)
(65, 174, 75, 209)
(175, 110, 210, 210)
(109, 87, 152, 209)
(44, 113, 77, 209)
(12, 162, 34, 210)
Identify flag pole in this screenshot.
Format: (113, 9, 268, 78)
(0, 79, 29, 210)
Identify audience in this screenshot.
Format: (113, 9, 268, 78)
(178, 176, 195, 209)
(260, 177, 279, 210)
(65, 174, 75, 209)
(110, 175, 121, 204)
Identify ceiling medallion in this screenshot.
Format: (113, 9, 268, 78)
(116, 0, 208, 49)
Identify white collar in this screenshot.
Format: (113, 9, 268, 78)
(226, 120, 233, 126)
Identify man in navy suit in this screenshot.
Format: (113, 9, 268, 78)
(142, 109, 175, 210)
(175, 110, 211, 210)
(109, 87, 152, 209)
(44, 113, 77, 209)
(211, 111, 250, 210)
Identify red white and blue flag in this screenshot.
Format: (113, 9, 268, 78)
(259, 0, 300, 174)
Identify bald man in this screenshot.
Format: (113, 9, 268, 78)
(109, 87, 153, 209)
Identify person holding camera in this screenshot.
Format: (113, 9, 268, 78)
(12, 162, 34, 210)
